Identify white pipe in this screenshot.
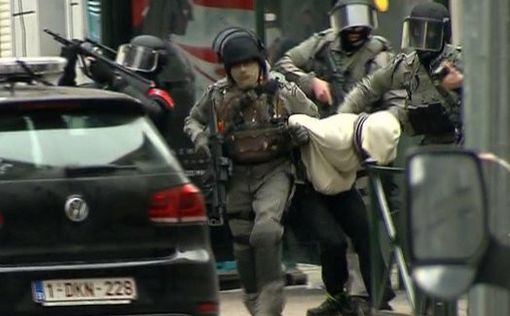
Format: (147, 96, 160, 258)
(450, 0, 462, 46)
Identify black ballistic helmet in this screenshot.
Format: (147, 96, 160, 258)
(401, 2, 451, 52)
(212, 27, 266, 75)
(116, 35, 168, 73)
(329, 0, 378, 33)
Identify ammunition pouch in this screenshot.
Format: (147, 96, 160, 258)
(407, 103, 456, 136)
(224, 126, 292, 164)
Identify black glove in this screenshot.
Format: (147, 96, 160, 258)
(289, 125, 310, 146)
(194, 133, 211, 158)
(89, 59, 115, 85)
(255, 79, 279, 96)
(58, 40, 81, 86)
(59, 40, 81, 64)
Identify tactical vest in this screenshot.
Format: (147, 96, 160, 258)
(309, 30, 389, 114)
(211, 83, 292, 164)
(400, 45, 462, 137)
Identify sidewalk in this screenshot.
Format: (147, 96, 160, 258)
(219, 264, 413, 316)
(220, 286, 413, 316)
(219, 263, 468, 316)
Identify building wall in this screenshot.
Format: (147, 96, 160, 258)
(0, 0, 13, 56)
(1, 0, 86, 57)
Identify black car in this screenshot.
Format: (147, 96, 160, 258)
(0, 58, 219, 316)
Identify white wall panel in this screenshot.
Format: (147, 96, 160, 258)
(0, 0, 12, 56)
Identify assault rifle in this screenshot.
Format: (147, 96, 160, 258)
(205, 98, 231, 226)
(84, 37, 117, 57)
(44, 29, 155, 92)
(323, 44, 346, 116)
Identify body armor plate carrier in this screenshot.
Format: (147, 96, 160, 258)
(224, 126, 292, 164)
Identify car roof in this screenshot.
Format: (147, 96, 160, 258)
(0, 84, 146, 112)
(0, 84, 139, 103)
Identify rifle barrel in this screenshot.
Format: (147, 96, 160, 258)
(85, 38, 117, 56)
(44, 29, 154, 88)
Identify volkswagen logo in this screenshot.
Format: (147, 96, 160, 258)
(64, 195, 89, 222)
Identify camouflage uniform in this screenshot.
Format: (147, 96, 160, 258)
(184, 72, 318, 316)
(338, 44, 463, 145)
(275, 29, 405, 117)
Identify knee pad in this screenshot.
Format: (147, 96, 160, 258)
(249, 218, 283, 248)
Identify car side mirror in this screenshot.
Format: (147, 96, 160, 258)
(404, 147, 489, 299)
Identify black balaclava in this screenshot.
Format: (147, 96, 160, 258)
(340, 27, 371, 52)
(409, 2, 451, 65)
(329, 0, 377, 52)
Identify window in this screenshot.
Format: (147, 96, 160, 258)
(0, 110, 180, 179)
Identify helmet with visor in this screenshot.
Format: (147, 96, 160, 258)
(329, 0, 378, 33)
(401, 2, 450, 52)
(115, 35, 167, 73)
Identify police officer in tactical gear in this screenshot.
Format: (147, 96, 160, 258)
(184, 28, 318, 316)
(274, 0, 401, 315)
(338, 2, 464, 146)
(117, 34, 198, 157)
(113, 35, 178, 133)
(116, 35, 168, 79)
(59, 35, 175, 135)
(131, 0, 198, 153)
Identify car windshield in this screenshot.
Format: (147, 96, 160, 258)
(0, 109, 181, 179)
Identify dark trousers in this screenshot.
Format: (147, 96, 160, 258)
(288, 183, 394, 301)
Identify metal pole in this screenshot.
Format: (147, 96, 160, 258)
(255, 0, 266, 45)
(463, 0, 510, 315)
(372, 176, 416, 310)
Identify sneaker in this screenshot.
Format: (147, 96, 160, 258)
(307, 292, 354, 316)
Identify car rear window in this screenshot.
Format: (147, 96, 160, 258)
(0, 109, 182, 179)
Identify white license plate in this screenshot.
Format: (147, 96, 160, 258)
(32, 277, 137, 306)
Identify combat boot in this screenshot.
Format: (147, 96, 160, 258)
(243, 293, 259, 315)
(306, 291, 355, 316)
(255, 280, 285, 316)
(349, 296, 372, 316)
